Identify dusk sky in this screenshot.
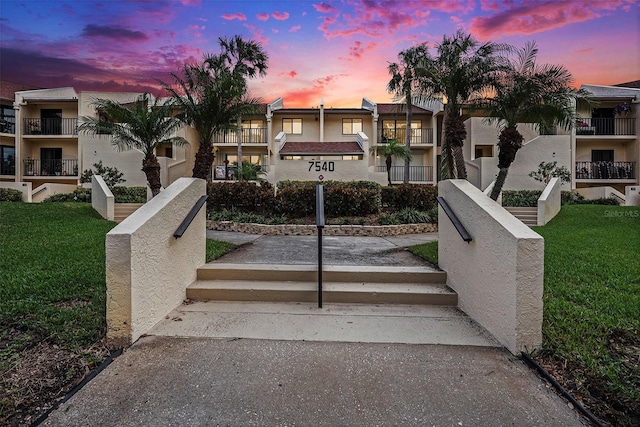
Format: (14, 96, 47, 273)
(1, 0, 638, 108)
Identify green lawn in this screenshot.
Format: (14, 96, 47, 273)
(410, 205, 640, 425)
(0, 202, 235, 424)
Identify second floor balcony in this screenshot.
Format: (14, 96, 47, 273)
(576, 118, 635, 136)
(575, 161, 635, 180)
(376, 165, 434, 183)
(212, 128, 267, 145)
(379, 128, 434, 145)
(23, 159, 78, 177)
(23, 118, 78, 136)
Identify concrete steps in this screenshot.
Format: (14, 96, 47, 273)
(114, 203, 144, 223)
(504, 206, 537, 226)
(188, 263, 455, 306)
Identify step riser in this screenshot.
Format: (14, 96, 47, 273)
(186, 288, 457, 306)
(197, 268, 447, 284)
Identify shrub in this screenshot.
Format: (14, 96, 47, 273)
(501, 190, 541, 207)
(80, 161, 125, 188)
(575, 197, 620, 205)
(388, 184, 438, 211)
(207, 181, 275, 215)
(208, 208, 237, 221)
(111, 186, 146, 203)
(377, 213, 399, 225)
(0, 188, 23, 202)
(43, 188, 92, 203)
(561, 191, 584, 205)
(395, 208, 432, 224)
(235, 212, 266, 224)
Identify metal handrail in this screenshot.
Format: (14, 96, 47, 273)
(173, 195, 208, 238)
(316, 185, 325, 308)
(436, 196, 472, 243)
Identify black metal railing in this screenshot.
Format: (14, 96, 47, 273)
(315, 184, 325, 308)
(376, 165, 434, 182)
(174, 195, 209, 238)
(23, 118, 78, 135)
(575, 161, 635, 180)
(575, 118, 635, 136)
(379, 128, 434, 144)
(212, 128, 267, 144)
(436, 196, 472, 243)
(23, 159, 78, 176)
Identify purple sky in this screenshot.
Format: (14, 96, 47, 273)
(1, 0, 638, 107)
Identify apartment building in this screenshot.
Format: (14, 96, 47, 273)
(1, 81, 637, 203)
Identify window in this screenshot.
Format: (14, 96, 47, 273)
(281, 155, 302, 160)
(225, 154, 263, 165)
(0, 105, 15, 134)
(381, 120, 421, 143)
(592, 150, 614, 162)
(282, 118, 302, 134)
(241, 120, 265, 143)
(0, 145, 15, 175)
(342, 118, 363, 135)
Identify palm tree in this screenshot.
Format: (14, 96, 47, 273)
(485, 41, 592, 201)
(164, 36, 268, 181)
(417, 30, 510, 180)
(370, 139, 412, 186)
(387, 43, 430, 183)
(78, 94, 188, 197)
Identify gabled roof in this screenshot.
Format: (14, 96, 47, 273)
(615, 80, 640, 89)
(1, 81, 41, 101)
(280, 141, 363, 155)
(376, 103, 432, 114)
(581, 84, 640, 100)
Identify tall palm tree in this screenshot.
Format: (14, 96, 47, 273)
(78, 94, 188, 197)
(417, 30, 510, 180)
(164, 36, 268, 181)
(370, 139, 412, 186)
(485, 41, 592, 201)
(387, 43, 430, 183)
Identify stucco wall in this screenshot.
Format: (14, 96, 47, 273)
(91, 175, 114, 220)
(274, 159, 370, 182)
(626, 185, 640, 206)
(537, 177, 561, 226)
(106, 177, 206, 347)
(438, 179, 544, 355)
(0, 181, 32, 202)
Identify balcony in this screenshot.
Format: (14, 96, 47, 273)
(23, 118, 78, 136)
(576, 118, 635, 136)
(376, 165, 434, 183)
(379, 128, 434, 145)
(23, 159, 78, 177)
(575, 161, 635, 180)
(212, 128, 267, 145)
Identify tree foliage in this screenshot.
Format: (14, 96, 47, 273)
(369, 139, 412, 186)
(528, 161, 571, 185)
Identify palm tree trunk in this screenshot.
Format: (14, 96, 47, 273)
(440, 105, 455, 180)
(490, 167, 509, 201)
(386, 155, 392, 186)
(404, 94, 412, 183)
(193, 139, 215, 180)
(237, 117, 243, 181)
(142, 155, 162, 197)
(452, 144, 467, 180)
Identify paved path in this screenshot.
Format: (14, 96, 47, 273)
(41, 230, 587, 426)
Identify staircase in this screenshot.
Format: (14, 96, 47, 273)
(114, 203, 144, 223)
(504, 206, 537, 226)
(188, 263, 456, 306)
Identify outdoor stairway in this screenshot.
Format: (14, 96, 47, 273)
(504, 206, 537, 226)
(187, 263, 456, 306)
(114, 203, 144, 223)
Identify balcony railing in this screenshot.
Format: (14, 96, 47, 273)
(576, 118, 635, 136)
(575, 161, 635, 180)
(212, 128, 267, 144)
(23, 159, 78, 177)
(23, 118, 78, 136)
(376, 165, 434, 182)
(379, 128, 434, 145)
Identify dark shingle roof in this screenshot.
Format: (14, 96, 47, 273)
(0, 81, 42, 101)
(280, 141, 363, 154)
(376, 103, 431, 114)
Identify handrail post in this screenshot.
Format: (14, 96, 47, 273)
(316, 185, 325, 308)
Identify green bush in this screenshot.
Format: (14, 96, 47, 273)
(377, 213, 399, 225)
(502, 190, 541, 207)
(395, 208, 432, 224)
(0, 188, 23, 202)
(387, 184, 438, 211)
(111, 186, 146, 203)
(575, 197, 620, 205)
(207, 181, 275, 215)
(561, 191, 584, 205)
(234, 212, 266, 224)
(43, 188, 92, 203)
(380, 186, 396, 208)
(208, 208, 237, 221)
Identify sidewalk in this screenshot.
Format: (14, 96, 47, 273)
(41, 231, 587, 426)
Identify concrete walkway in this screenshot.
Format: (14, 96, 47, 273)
(41, 231, 587, 426)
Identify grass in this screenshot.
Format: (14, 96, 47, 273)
(0, 202, 237, 424)
(409, 204, 640, 425)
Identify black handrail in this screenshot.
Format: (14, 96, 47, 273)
(436, 196, 472, 243)
(174, 195, 208, 238)
(316, 185, 325, 308)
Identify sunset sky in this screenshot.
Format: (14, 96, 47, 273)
(1, 0, 638, 108)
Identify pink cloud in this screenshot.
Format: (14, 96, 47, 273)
(313, 3, 338, 14)
(257, 13, 269, 21)
(81, 25, 149, 42)
(272, 11, 290, 21)
(470, 1, 629, 37)
(181, 0, 200, 5)
(221, 13, 246, 21)
(343, 40, 378, 60)
(279, 70, 298, 78)
(289, 25, 302, 32)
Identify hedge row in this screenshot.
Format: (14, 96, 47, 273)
(43, 186, 147, 203)
(502, 190, 619, 207)
(0, 188, 23, 202)
(207, 181, 438, 218)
